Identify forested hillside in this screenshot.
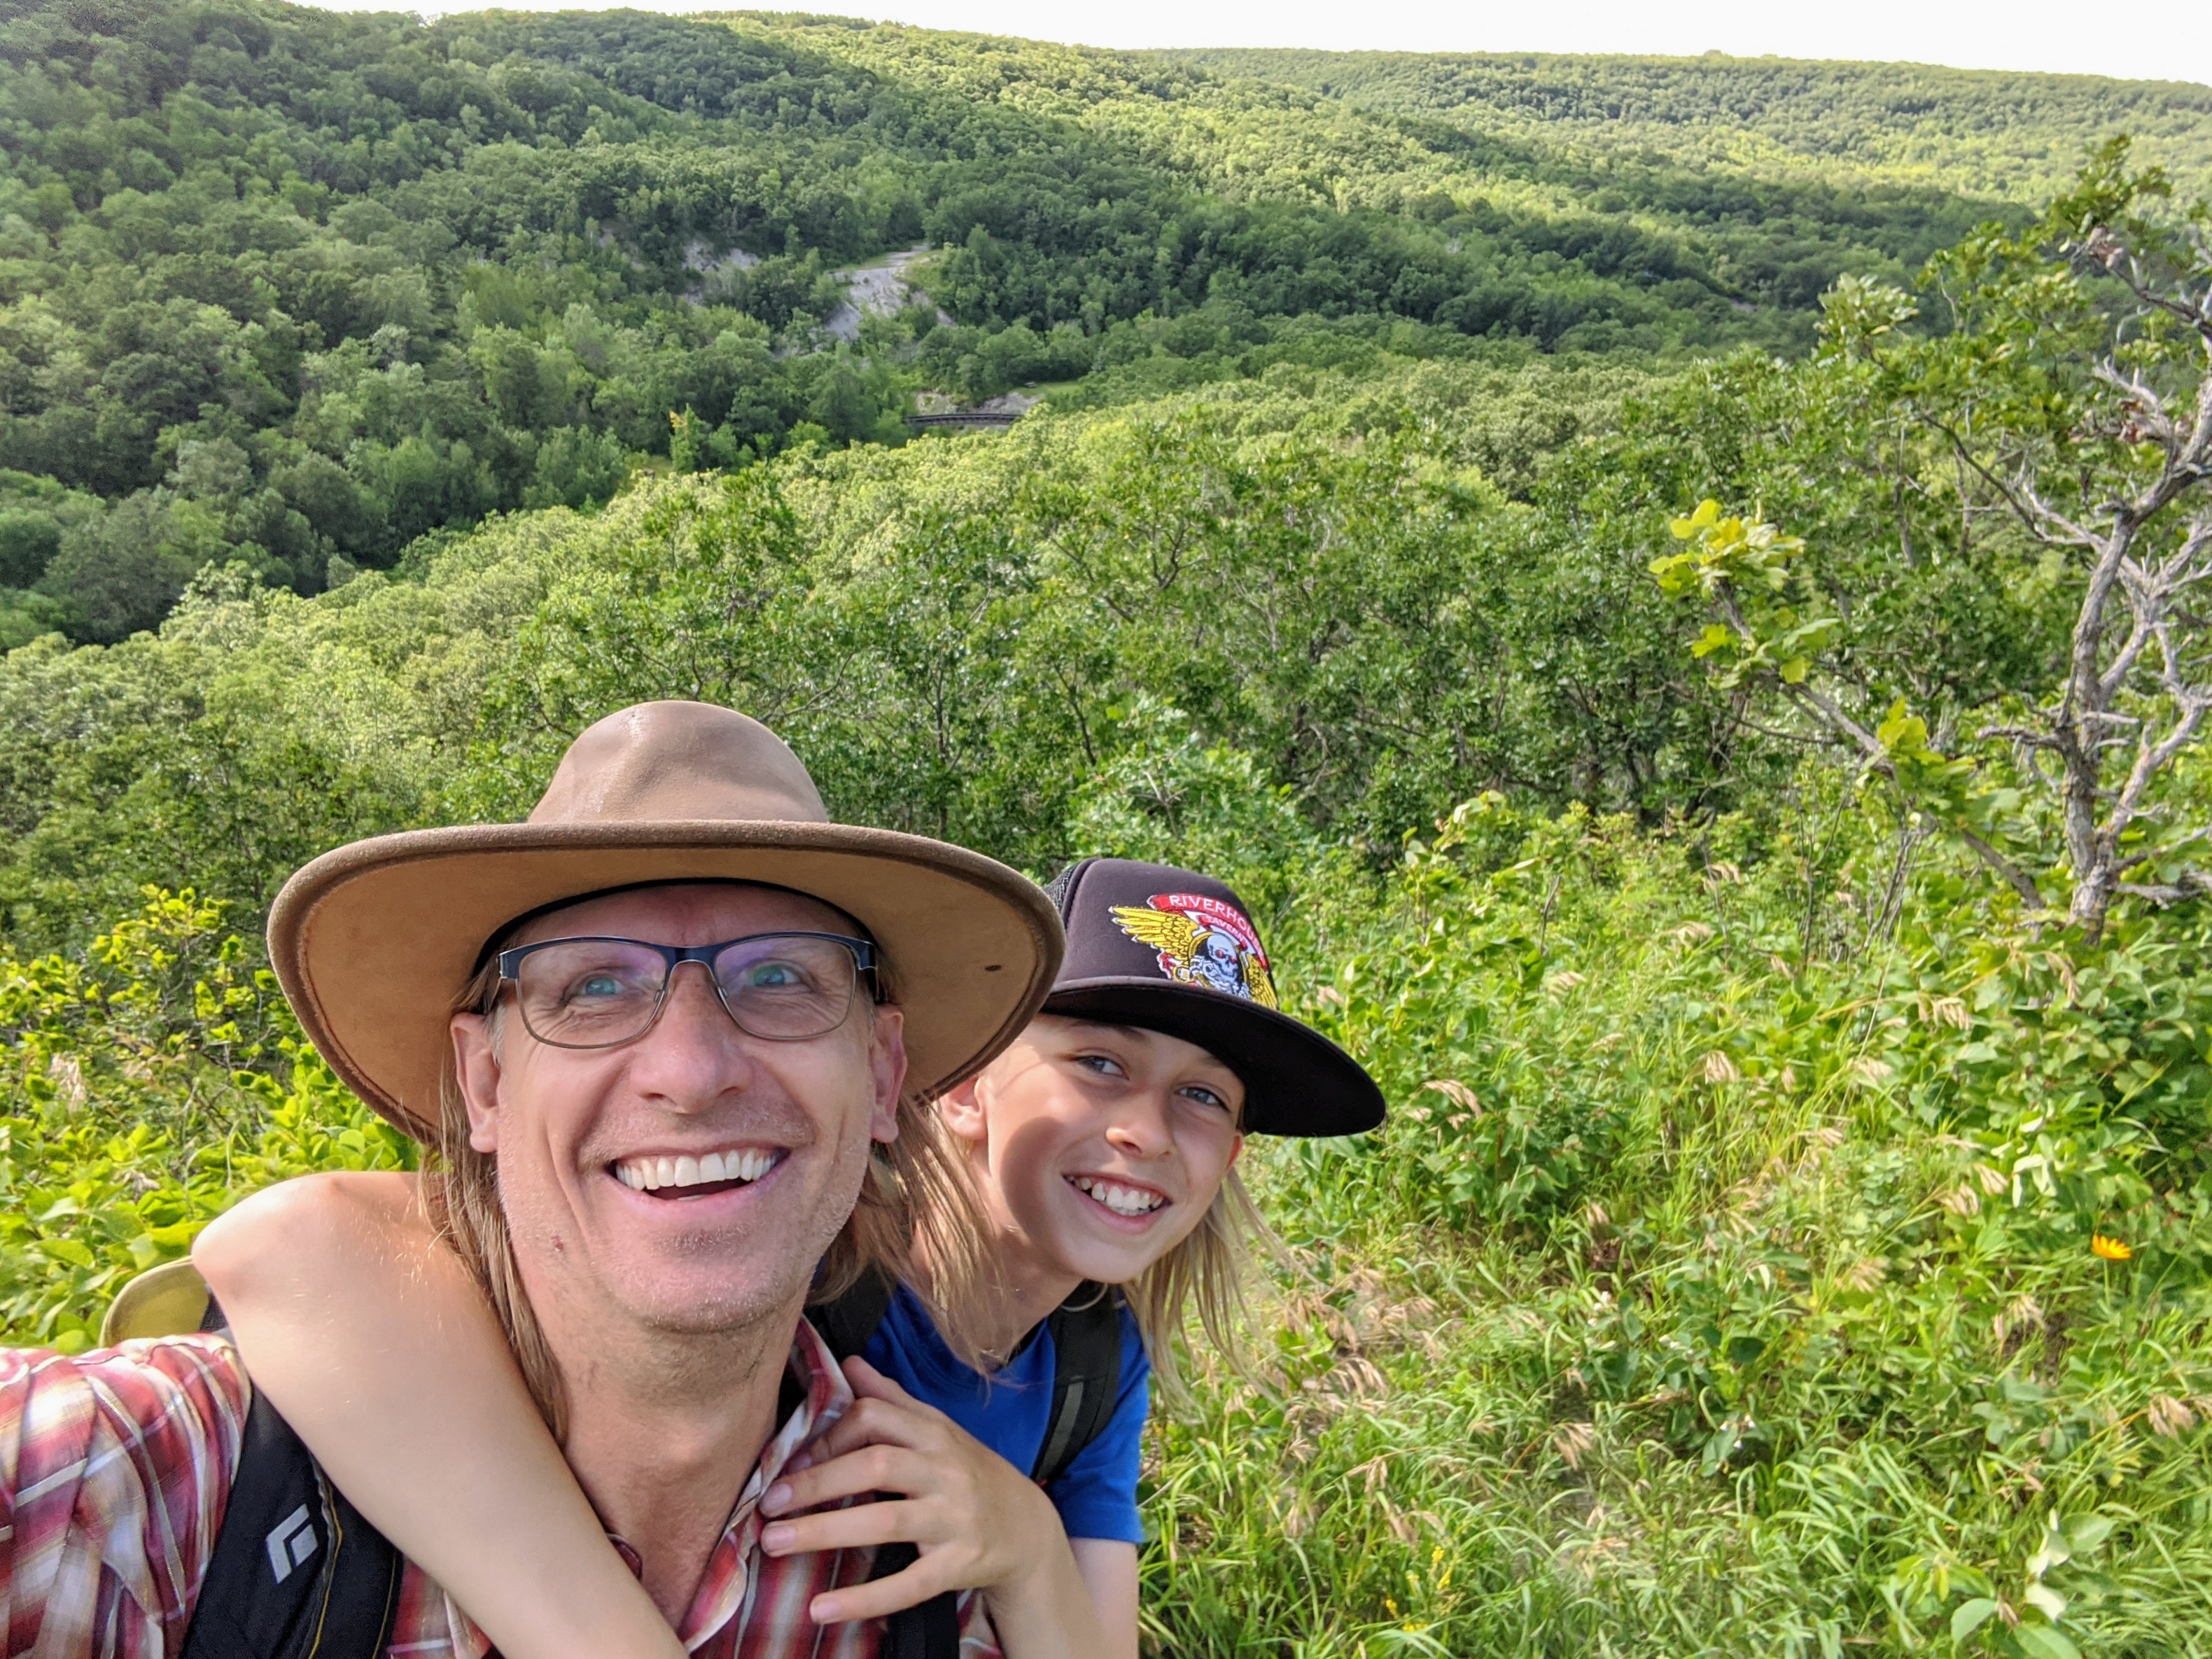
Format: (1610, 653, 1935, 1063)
(6, 8, 2212, 1654)
(1173, 48, 2212, 201)
(0, 0, 2119, 647)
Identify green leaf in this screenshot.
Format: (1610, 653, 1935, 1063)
(1779, 655, 1810, 684)
(2026, 1513, 2071, 1577)
(2022, 1583, 2066, 1621)
(2012, 1624, 2080, 1659)
(1952, 1598, 2001, 1642)
(2063, 1514, 2115, 1556)
(1877, 696, 1930, 755)
(1670, 499, 1722, 540)
(1698, 1421, 1740, 1474)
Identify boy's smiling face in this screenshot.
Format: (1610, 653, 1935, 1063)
(941, 1013, 1245, 1287)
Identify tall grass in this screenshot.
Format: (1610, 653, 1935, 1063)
(1133, 793, 2212, 1658)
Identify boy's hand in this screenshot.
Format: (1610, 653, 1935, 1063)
(756, 1355, 1062, 1625)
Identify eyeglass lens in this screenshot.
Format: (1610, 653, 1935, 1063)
(510, 935, 862, 1049)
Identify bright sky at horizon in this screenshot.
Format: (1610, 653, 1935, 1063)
(322, 0, 2212, 89)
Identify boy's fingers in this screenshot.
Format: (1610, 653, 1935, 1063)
(763, 1444, 937, 1514)
(806, 1560, 957, 1628)
(813, 1396, 941, 1462)
(840, 1354, 930, 1413)
(839, 1354, 895, 1394)
(758, 1497, 941, 1559)
(841, 1357, 960, 1434)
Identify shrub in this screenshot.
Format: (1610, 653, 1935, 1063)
(0, 889, 412, 1349)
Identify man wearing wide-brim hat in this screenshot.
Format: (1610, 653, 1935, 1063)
(0, 702, 1061, 1658)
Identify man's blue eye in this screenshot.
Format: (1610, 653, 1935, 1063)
(576, 974, 627, 1000)
(746, 961, 806, 989)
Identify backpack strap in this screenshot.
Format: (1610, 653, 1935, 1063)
(809, 1268, 896, 1362)
(807, 1272, 956, 1659)
(1030, 1283, 1124, 1489)
(864, 1541, 962, 1659)
(153, 1269, 937, 1658)
(180, 1388, 402, 1659)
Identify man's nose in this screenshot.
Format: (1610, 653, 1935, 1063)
(629, 961, 754, 1109)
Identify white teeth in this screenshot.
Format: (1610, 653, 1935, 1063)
(1070, 1176, 1167, 1217)
(615, 1148, 780, 1194)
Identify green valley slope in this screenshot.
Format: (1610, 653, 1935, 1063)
(1166, 48, 2212, 201)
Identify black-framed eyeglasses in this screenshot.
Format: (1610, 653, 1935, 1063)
(494, 932, 879, 1051)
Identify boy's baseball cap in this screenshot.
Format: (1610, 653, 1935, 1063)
(1040, 858, 1385, 1137)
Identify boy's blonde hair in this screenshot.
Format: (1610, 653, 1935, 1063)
(1116, 1161, 1270, 1406)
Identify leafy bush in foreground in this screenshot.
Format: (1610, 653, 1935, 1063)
(0, 888, 410, 1349)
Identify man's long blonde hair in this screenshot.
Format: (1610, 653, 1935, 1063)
(421, 920, 992, 1441)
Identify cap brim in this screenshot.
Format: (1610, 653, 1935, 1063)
(270, 820, 1063, 1139)
(1042, 979, 1384, 1137)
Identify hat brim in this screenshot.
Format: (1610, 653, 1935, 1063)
(1041, 979, 1384, 1138)
(269, 820, 1064, 1140)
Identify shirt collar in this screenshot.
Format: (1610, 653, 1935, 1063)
(674, 1315, 853, 1648)
(439, 1317, 855, 1658)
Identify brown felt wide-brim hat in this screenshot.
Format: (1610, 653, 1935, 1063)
(268, 702, 1063, 1140)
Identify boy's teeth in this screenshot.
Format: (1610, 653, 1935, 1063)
(1070, 1175, 1166, 1217)
(615, 1148, 778, 1192)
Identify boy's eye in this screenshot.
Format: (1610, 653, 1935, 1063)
(1073, 1053, 1126, 1078)
(1182, 1085, 1231, 1113)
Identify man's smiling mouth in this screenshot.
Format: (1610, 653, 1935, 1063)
(613, 1146, 785, 1198)
(1067, 1174, 1168, 1217)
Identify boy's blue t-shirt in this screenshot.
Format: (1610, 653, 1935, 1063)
(858, 1282, 1150, 1544)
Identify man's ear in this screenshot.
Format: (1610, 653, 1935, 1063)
(867, 1004, 909, 1144)
(937, 1072, 988, 1151)
(451, 1013, 503, 1154)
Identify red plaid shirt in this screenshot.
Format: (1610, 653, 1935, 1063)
(0, 1323, 1000, 1659)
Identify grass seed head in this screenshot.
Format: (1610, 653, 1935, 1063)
(1552, 1421, 1597, 1470)
(2147, 1394, 2197, 1438)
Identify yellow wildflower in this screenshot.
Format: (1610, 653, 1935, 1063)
(2092, 1234, 2133, 1261)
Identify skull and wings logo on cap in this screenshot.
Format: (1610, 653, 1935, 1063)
(1109, 892, 1278, 1009)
